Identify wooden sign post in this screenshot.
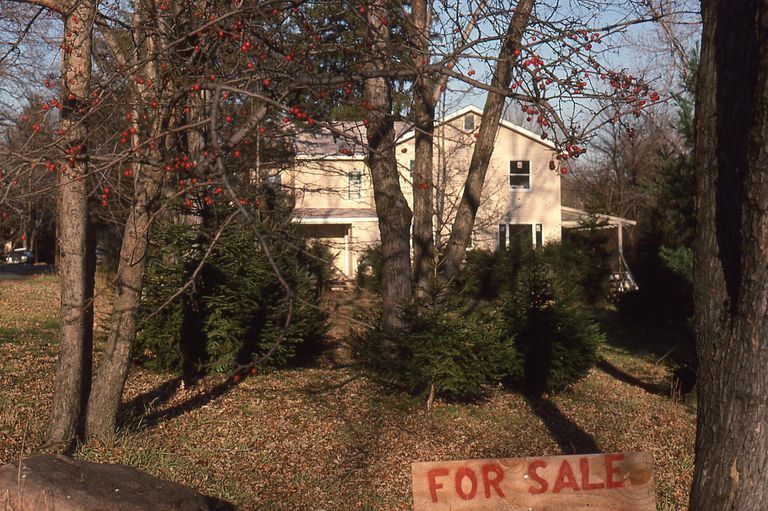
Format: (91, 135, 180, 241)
(412, 452, 655, 510)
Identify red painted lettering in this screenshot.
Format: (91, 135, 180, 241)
(527, 460, 548, 494)
(580, 457, 605, 491)
(427, 468, 450, 502)
(481, 463, 505, 498)
(455, 467, 478, 500)
(552, 460, 580, 493)
(605, 454, 625, 489)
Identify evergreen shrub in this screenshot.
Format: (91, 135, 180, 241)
(135, 220, 328, 374)
(356, 244, 383, 292)
(351, 292, 519, 401)
(353, 242, 604, 400)
(500, 253, 605, 394)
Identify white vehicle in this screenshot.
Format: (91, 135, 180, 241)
(5, 248, 34, 265)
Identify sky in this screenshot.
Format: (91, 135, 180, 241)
(0, 0, 701, 148)
(437, 0, 701, 142)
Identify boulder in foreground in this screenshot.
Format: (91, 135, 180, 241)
(0, 454, 234, 511)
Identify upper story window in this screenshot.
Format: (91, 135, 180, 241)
(509, 160, 531, 190)
(464, 114, 475, 131)
(348, 171, 362, 199)
(266, 173, 282, 190)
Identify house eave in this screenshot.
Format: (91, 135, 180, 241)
(561, 206, 637, 227)
(294, 154, 366, 162)
(292, 216, 379, 224)
(397, 105, 557, 150)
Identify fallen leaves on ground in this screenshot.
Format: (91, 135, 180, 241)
(0, 276, 694, 510)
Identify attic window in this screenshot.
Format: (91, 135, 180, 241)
(464, 114, 475, 131)
(509, 160, 531, 190)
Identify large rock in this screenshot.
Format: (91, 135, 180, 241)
(0, 455, 234, 511)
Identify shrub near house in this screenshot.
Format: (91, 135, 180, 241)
(135, 220, 328, 375)
(353, 242, 605, 399)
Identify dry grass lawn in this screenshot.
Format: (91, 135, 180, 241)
(0, 275, 694, 510)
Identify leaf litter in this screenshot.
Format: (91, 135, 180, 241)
(0, 276, 694, 510)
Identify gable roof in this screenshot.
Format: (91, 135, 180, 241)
(294, 121, 412, 158)
(293, 105, 555, 160)
(396, 105, 557, 150)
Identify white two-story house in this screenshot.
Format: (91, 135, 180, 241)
(285, 105, 567, 279)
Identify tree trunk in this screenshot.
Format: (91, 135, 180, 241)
(410, 0, 436, 298)
(689, 0, 768, 509)
(365, 0, 413, 333)
(439, 0, 534, 281)
(46, 0, 97, 453)
(85, 195, 155, 443)
(85, 2, 165, 443)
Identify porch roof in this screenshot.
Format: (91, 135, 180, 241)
(293, 208, 378, 224)
(561, 206, 637, 228)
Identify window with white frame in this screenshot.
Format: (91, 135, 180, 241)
(509, 160, 531, 190)
(464, 114, 475, 131)
(498, 223, 535, 250)
(348, 171, 362, 199)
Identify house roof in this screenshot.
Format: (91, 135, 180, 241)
(293, 105, 555, 159)
(294, 121, 412, 158)
(397, 105, 557, 150)
(561, 206, 637, 228)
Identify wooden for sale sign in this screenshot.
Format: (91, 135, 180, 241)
(412, 452, 655, 510)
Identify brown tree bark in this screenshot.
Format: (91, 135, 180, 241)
(45, 0, 97, 452)
(689, 0, 768, 509)
(365, 0, 413, 332)
(410, 0, 436, 298)
(85, 3, 165, 444)
(439, 0, 534, 281)
(85, 187, 159, 443)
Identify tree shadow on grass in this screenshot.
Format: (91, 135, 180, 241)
(118, 376, 239, 432)
(524, 393, 601, 455)
(592, 308, 694, 363)
(596, 358, 669, 396)
(118, 376, 183, 428)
